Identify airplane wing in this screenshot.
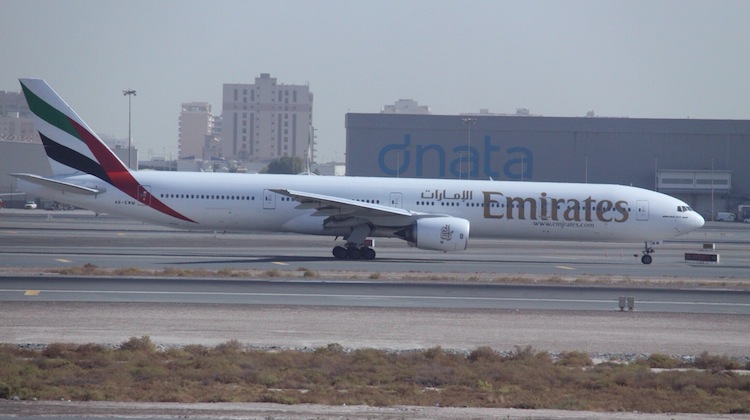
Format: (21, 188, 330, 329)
(11, 173, 104, 195)
(270, 188, 418, 221)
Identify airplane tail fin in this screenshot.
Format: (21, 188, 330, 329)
(18, 78, 195, 223)
(19, 78, 130, 180)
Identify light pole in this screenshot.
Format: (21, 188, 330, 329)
(584, 154, 588, 183)
(123, 89, 137, 169)
(396, 150, 400, 178)
(461, 117, 476, 179)
(711, 157, 715, 222)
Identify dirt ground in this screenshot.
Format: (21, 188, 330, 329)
(1, 400, 747, 420)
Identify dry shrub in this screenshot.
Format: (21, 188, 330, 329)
(694, 352, 742, 371)
(113, 267, 144, 276)
(1, 343, 749, 413)
(215, 340, 244, 354)
(119, 336, 156, 353)
(468, 346, 501, 363)
(216, 268, 239, 277)
(507, 345, 536, 361)
(159, 267, 182, 277)
(42, 342, 75, 358)
(645, 353, 681, 369)
(556, 351, 593, 367)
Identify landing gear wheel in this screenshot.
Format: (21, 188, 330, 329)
(332, 246, 348, 260)
(361, 247, 376, 260)
(640, 241, 656, 265)
(347, 246, 362, 260)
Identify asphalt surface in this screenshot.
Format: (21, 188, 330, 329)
(1, 277, 748, 314)
(2, 209, 750, 278)
(1, 209, 749, 419)
(0, 208, 748, 355)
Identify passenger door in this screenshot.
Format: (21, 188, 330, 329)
(636, 200, 649, 221)
(389, 192, 403, 209)
(263, 189, 276, 210)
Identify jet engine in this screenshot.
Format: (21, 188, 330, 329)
(394, 217, 470, 252)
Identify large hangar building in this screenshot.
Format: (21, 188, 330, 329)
(345, 113, 750, 219)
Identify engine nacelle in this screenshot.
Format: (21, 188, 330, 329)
(395, 217, 470, 252)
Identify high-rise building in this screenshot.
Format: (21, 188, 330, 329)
(178, 102, 215, 160)
(222, 73, 313, 162)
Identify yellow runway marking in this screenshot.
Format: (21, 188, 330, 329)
(272, 262, 289, 266)
(55, 258, 72, 263)
(555, 265, 575, 270)
(24, 290, 40, 296)
(117, 232, 126, 236)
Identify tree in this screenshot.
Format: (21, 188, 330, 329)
(262, 156, 307, 174)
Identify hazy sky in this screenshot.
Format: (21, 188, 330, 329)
(2, 0, 749, 162)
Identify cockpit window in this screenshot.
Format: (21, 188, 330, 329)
(677, 206, 693, 212)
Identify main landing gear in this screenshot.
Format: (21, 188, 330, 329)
(639, 240, 661, 265)
(332, 224, 376, 260)
(332, 244, 376, 260)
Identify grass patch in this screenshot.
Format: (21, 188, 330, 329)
(0, 340, 748, 414)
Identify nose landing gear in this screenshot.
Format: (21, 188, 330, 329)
(639, 240, 661, 264)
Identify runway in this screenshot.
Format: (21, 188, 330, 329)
(0, 277, 748, 314)
(2, 209, 750, 278)
(1, 209, 749, 357)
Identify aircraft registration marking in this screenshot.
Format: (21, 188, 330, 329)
(24, 290, 40, 296)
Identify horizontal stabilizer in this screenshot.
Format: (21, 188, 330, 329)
(11, 173, 104, 195)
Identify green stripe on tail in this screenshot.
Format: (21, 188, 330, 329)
(20, 82, 80, 140)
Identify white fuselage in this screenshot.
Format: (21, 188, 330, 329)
(20, 171, 704, 244)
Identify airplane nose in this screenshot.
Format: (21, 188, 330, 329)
(675, 211, 704, 234)
(683, 212, 705, 232)
(693, 212, 706, 229)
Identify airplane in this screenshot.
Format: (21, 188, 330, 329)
(12, 78, 705, 264)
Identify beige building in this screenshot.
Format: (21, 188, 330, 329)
(0, 90, 37, 142)
(178, 102, 215, 160)
(381, 99, 431, 114)
(221, 73, 313, 162)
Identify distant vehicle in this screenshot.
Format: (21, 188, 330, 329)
(24, 201, 37, 210)
(0, 193, 26, 208)
(716, 212, 736, 222)
(743, 218, 750, 224)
